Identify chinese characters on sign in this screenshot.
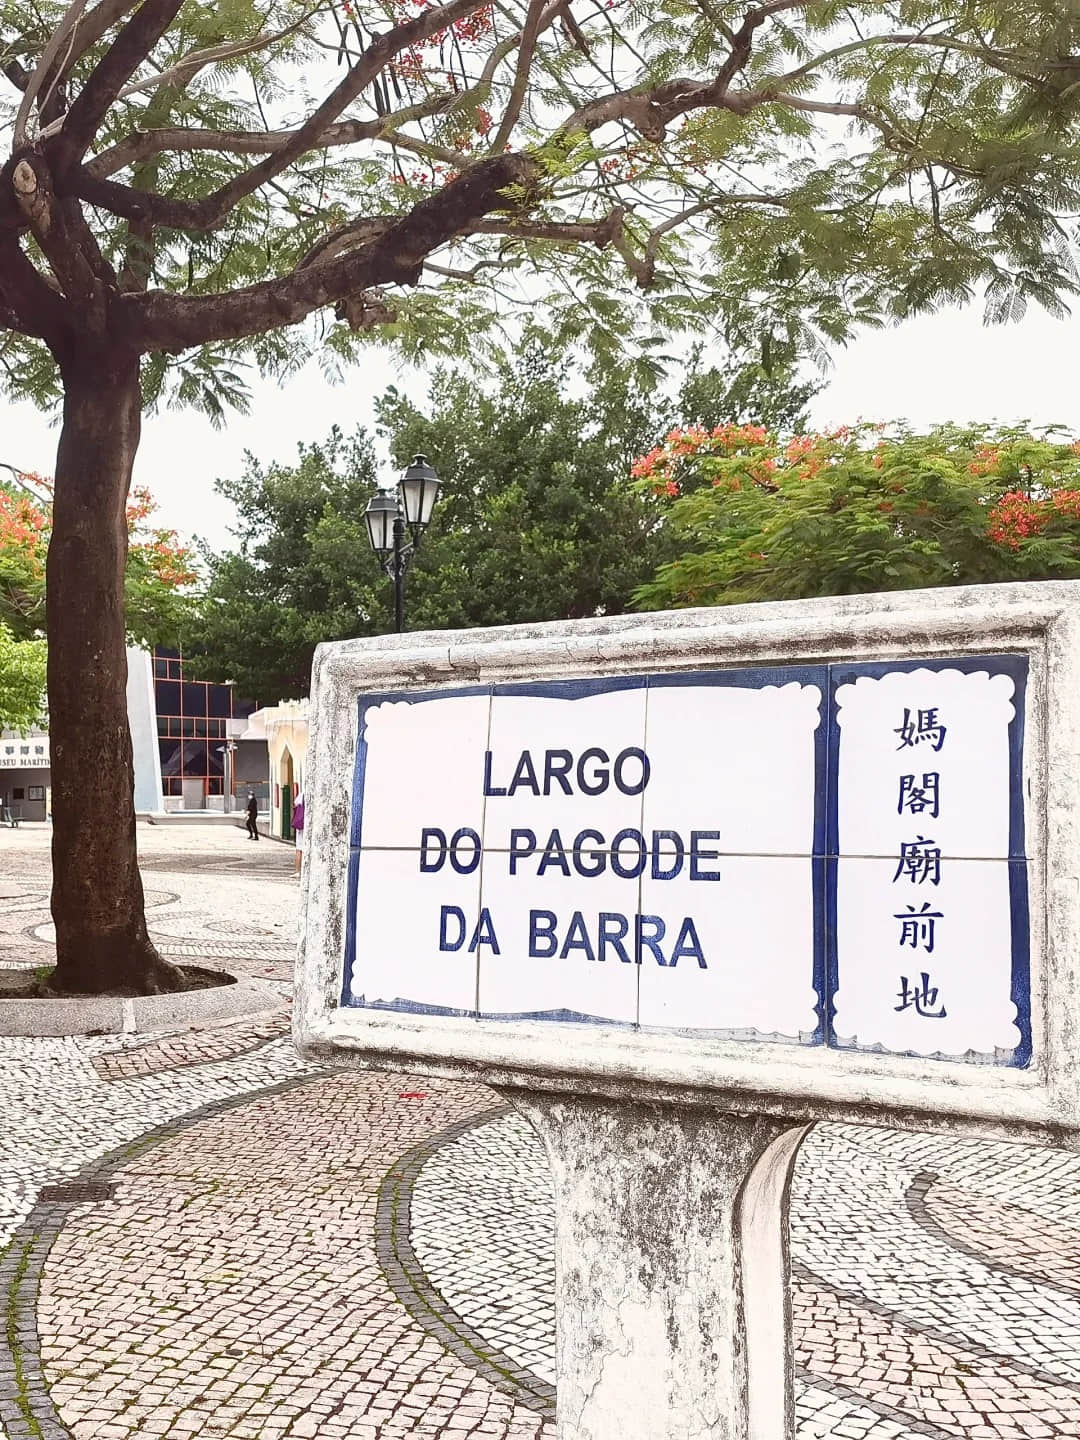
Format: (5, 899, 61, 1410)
(894, 714, 949, 1013)
(832, 661, 1027, 1064)
(895, 707, 947, 752)
(344, 659, 1029, 1066)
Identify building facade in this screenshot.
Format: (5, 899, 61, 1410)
(153, 647, 260, 810)
(0, 731, 49, 821)
(3, 649, 279, 822)
(244, 701, 309, 839)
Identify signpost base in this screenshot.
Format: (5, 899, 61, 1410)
(503, 1091, 811, 1440)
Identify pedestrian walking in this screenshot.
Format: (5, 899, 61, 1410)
(245, 792, 260, 840)
(292, 791, 305, 875)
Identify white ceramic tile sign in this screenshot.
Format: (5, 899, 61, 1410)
(342, 659, 1030, 1066)
(831, 662, 1028, 1065)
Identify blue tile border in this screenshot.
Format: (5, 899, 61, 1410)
(825, 654, 1030, 1068)
(1008, 858, 1033, 1069)
(342, 657, 1031, 1066)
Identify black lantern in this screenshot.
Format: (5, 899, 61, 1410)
(364, 488, 399, 557)
(400, 454, 441, 535)
(364, 458, 444, 633)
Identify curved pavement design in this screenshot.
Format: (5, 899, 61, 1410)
(1, 825, 1079, 1438)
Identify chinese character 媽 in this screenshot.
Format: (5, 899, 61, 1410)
(895, 707, 947, 752)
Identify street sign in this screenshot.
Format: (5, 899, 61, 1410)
(340, 656, 1029, 1069)
(296, 584, 1080, 1440)
(298, 584, 1079, 1139)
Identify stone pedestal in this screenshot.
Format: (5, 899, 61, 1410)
(504, 1092, 810, 1440)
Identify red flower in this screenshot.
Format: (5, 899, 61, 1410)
(987, 490, 1051, 549)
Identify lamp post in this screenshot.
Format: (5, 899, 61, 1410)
(364, 455, 442, 633)
(222, 740, 237, 813)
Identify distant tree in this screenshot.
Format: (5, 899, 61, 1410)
(191, 340, 820, 698)
(185, 429, 387, 701)
(677, 341, 821, 437)
(120, 486, 200, 647)
(375, 349, 665, 630)
(0, 473, 195, 645)
(0, 622, 46, 731)
(632, 423, 1080, 610)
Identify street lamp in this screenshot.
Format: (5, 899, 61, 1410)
(364, 455, 442, 633)
(218, 740, 237, 812)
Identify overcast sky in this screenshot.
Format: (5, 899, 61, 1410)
(0, 300, 1075, 552)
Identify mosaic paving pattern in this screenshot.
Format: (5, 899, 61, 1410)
(410, 1114, 1080, 1439)
(35, 1076, 551, 1440)
(91, 1012, 291, 1081)
(409, 1114, 556, 1386)
(2, 825, 1080, 1439)
(0, 825, 296, 981)
(913, 1175, 1080, 1300)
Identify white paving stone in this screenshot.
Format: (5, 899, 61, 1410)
(6, 824, 1080, 1439)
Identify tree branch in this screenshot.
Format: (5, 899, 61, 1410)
(86, 90, 464, 179)
(84, 12, 318, 113)
(71, 0, 499, 230)
(0, 233, 70, 344)
(122, 151, 540, 351)
(297, 216, 393, 269)
(473, 210, 623, 246)
(52, 0, 142, 92)
(553, 0, 823, 143)
(48, 0, 187, 173)
(2, 60, 30, 92)
(13, 0, 90, 147)
(776, 30, 1052, 89)
(423, 255, 507, 280)
(10, 156, 109, 314)
(489, 0, 561, 153)
(713, 0, 806, 93)
(762, 91, 918, 151)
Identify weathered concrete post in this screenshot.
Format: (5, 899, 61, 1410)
(297, 583, 1080, 1440)
(507, 1095, 809, 1440)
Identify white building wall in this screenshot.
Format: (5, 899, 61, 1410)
(126, 646, 164, 813)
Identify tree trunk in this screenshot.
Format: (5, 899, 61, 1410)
(47, 346, 183, 995)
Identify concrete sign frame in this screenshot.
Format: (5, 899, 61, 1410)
(296, 583, 1080, 1440)
(297, 582, 1080, 1148)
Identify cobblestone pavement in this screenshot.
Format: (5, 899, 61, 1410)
(412, 1117, 1080, 1439)
(0, 823, 296, 984)
(2, 825, 1080, 1438)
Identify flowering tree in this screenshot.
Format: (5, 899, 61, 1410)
(0, 472, 195, 642)
(0, 469, 192, 747)
(0, 0, 1078, 990)
(632, 424, 1080, 610)
(0, 475, 49, 637)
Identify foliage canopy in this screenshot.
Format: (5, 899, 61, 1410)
(2, 0, 1080, 399)
(187, 341, 814, 697)
(0, 472, 195, 645)
(0, 621, 46, 730)
(186, 427, 387, 699)
(633, 423, 1080, 610)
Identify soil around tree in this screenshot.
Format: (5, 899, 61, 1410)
(0, 965, 237, 1000)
